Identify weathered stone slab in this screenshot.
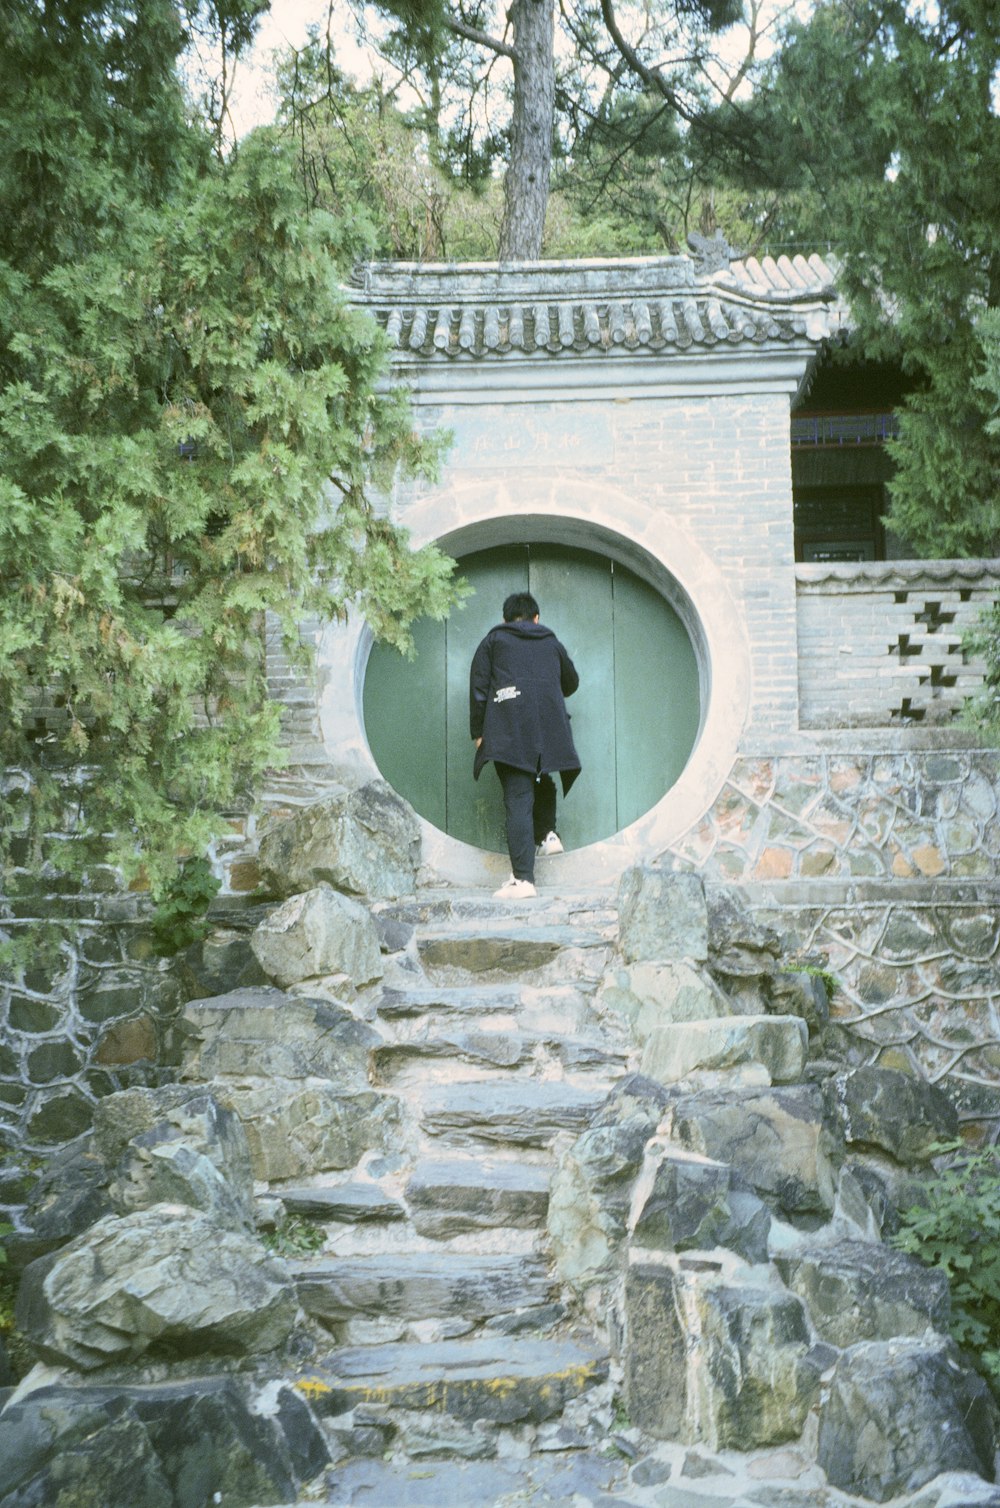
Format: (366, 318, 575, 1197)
(706, 886, 782, 976)
(624, 1261, 815, 1449)
(841, 1156, 942, 1241)
(376, 984, 526, 1018)
(548, 1117, 654, 1289)
(599, 960, 737, 1040)
(547, 1077, 676, 1290)
(394, 1409, 497, 1460)
(618, 867, 708, 964)
(641, 1015, 808, 1085)
(293, 1253, 554, 1324)
(377, 981, 601, 1037)
(296, 1336, 609, 1423)
(767, 969, 831, 1034)
(215, 1081, 401, 1182)
(257, 780, 420, 900)
(818, 1338, 998, 1501)
(662, 1084, 837, 1220)
(251, 886, 383, 989)
(406, 1159, 550, 1238)
(20, 1135, 114, 1261)
(592, 1072, 673, 1130)
(417, 929, 609, 983)
(279, 1183, 406, 1223)
(16, 1204, 297, 1370)
(318, 1450, 625, 1506)
(377, 1024, 532, 1070)
(0, 1377, 329, 1508)
(180, 986, 380, 1087)
(776, 1238, 951, 1347)
(379, 1023, 624, 1080)
(21, 1087, 259, 1260)
(631, 1150, 771, 1263)
(420, 1081, 605, 1147)
(826, 1066, 959, 1165)
(92, 1084, 255, 1231)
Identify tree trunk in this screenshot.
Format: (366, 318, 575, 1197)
(498, 0, 555, 260)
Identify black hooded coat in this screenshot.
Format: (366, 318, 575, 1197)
(469, 620, 581, 793)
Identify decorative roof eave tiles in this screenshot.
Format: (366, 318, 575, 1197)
(348, 252, 849, 362)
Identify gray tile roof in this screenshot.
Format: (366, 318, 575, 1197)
(349, 253, 846, 361)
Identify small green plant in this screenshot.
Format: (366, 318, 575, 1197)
(149, 856, 221, 956)
(891, 1139, 1000, 1387)
(609, 1393, 631, 1431)
(791, 964, 838, 1003)
(261, 1216, 326, 1258)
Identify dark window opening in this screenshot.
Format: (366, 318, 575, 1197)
(792, 357, 910, 562)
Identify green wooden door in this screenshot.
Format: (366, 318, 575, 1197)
(363, 544, 700, 853)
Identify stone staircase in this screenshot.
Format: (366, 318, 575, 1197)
(157, 874, 1000, 1506)
(264, 888, 629, 1468)
(13, 872, 1000, 1508)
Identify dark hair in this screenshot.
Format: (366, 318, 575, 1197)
(503, 591, 539, 622)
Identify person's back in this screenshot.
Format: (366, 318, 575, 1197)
(469, 592, 580, 899)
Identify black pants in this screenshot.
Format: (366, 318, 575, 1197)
(495, 764, 557, 882)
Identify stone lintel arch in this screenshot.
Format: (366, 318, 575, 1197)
(317, 476, 750, 888)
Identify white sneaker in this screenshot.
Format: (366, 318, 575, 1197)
(493, 876, 537, 899)
(536, 832, 564, 856)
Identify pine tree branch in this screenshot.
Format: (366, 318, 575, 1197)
(598, 0, 697, 124)
(443, 15, 515, 61)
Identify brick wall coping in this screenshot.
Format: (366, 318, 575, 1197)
(796, 559, 1000, 591)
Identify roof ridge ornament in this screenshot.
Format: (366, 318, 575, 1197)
(688, 229, 742, 276)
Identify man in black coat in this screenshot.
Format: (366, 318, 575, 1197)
(470, 591, 581, 899)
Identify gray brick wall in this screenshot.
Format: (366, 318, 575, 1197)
(796, 563, 1000, 727)
(393, 390, 801, 737)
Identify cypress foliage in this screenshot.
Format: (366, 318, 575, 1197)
(0, 2, 458, 902)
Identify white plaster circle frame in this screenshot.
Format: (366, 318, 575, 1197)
(317, 477, 750, 888)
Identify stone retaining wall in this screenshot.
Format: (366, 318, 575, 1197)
(0, 812, 261, 1219)
(668, 746, 1000, 885)
(665, 745, 1000, 1134)
(743, 889, 1000, 1134)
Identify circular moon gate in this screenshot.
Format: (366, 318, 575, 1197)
(363, 541, 701, 855)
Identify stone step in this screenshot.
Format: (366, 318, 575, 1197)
(319, 1453, 629, 1508)
(375, 981, 603, 1037)
(373, 891, 619, 935)
(374, 1022, 628, 1085)
(293, 1335, 610, 1424)
(277, 1182, 407, 1224)
(404, 1156, 551, 1239)
(419, 1080, 609, 1148)
(292, 1253, 555, 1329)
(416, 926, 612, 984)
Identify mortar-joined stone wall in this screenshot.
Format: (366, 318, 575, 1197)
(661, 745, 1000, 1135)
(668, 747, 1000, 885)
(0, 807, 263, 1223)
(739, 892, 1000, 1135)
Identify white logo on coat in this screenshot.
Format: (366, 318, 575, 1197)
(493, 686, 521, 704)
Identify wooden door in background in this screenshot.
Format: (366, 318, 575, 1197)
(363, 544, 700, 853)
